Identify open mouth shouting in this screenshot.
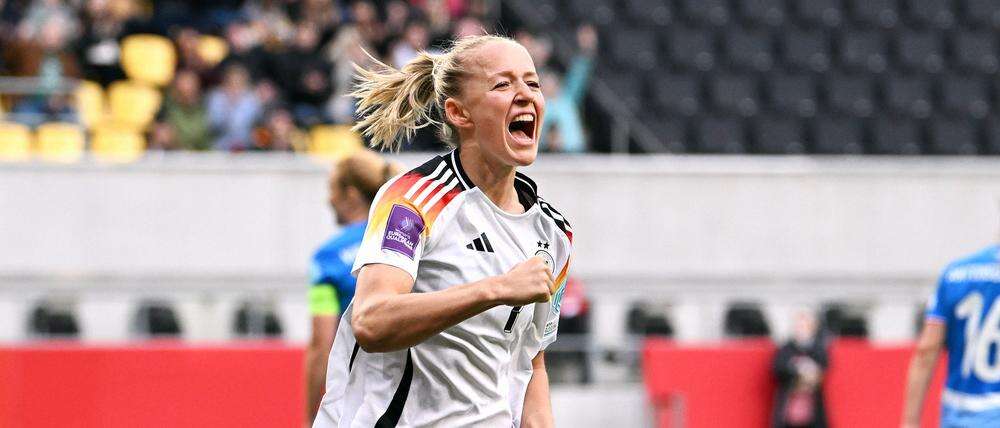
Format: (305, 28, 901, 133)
(507, 112, 537, 146)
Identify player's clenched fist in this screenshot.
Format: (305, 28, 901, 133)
(495, 256, 554, 306)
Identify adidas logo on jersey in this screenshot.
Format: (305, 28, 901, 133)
(465, 232, 495, 253)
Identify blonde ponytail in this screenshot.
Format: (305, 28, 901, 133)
(350, 35, 515, 151)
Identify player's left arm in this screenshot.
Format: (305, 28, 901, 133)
(521, 351, 555, 428)
(304, 282, 342, 424)
(900, 320, 945, 428)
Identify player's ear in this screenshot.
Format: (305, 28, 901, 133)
(344, 185, 364, 204)
(444, 98, 473, 130)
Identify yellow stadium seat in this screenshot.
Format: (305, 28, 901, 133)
(35, 122, 85, 162)
(0, 122, 32, 161)
(121, 34, 177, 86)
(91, 124, 146, 162)
(108, 80, 162, 130)
(308, 125, 365, 161)
(198, 35, 229, 67)
(75, 80, 106, 128)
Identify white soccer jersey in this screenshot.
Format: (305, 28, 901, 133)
(314, 149, 573, 428)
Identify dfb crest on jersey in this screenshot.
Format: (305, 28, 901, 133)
(535, 241, 554, 275)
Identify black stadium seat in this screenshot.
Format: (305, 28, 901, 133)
(796, 0, 844, 27)
(939, 75, 990, 118)
(849, 0, 898, 28)
(927, 116, 979, 154)
(894, 28, 945, 72)
(679, 0, 730, 25)
(641, 116, 690, 153)
(665, 25, 716, 71)
(984, 116, 1000, 154)
(826, 74, 875, 117)
(838, 29, 888, 72)
(781, 28, 831, 72)
(653, 73, 701, 117)
(738, 0, 786, 27)
(608, 29, 658, 71)
(723, 27, 774, 71)
(872, 116, 923, 154)
(620, 0, 672, 27)
(812, 115, 865, 154)
(697, 116, 747, 153)
(752, 115, 805, 154)
(906, 0, 954, 29)
(565, 0, 616, 26)
(951, 30, 999, 74)
(883, 74, 932, 118)
(767, 72, 817, 117)
(602, 72, 643, 113)
(709, 74, 759, 117)
(963, 0, 1000, 28)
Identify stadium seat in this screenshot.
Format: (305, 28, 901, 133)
(608, 29, 658, 71)
(752, 115, 805, 154)
(795, 0, 844, 27)
(781, 28, 830, 72)
(696, 116, 747, 153)
(963, 0, 1000, 28)
(738, 0, 785, 27)
(838, 29, 887, 73)
(821, 304, 869, 338)
(723, 304, 771, 337)
(602, 71, 643, 112)
(133, 301, 182, 336)
(709, 74, 758, 117)
(894, 28, 944, 72)
(906, 0, 954, 28)
(120, 34, 177, 87)
(108, 80, 163, 129)
(565, 0, 615, 26)
(951, 30, 999, 74)
(652, 73, 701, 117)
(767, 73, 817, 117)
(939, 75, 990, 118)
(826, 74, 875, 117)
(872, 116, 923, 154)
(620, 0, 672, 27)
(664, 26, 716, 71)
(849, 0, 898, 28)
(233, 301, 283, 337)
(883, 74, 932, 118)
(308, 124, 365, 160)
(197, 35, 229, 67)
(74, 80, 106, 128)
(640, 116, 689, 153)
(812, 115, 865, 154)
(0, 122, 32, 161)
(91, 124, 146, 162)
(927, 116, 979, 154)
(35, 122, 85, 162)
(678, 0, 730, 25)
(723, 27, 774, 72)
(984, 116, 1000, 154)
(29, 302, 79, 337)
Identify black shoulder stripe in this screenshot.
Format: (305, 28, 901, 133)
(375, 349, 414, 427)
(538, 198, 573, 239)
(348, 342, 360, 372)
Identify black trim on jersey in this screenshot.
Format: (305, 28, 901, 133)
(374, 349, 414, 428)
(538, 197, 573, 238)
(448, 149, 540, 210)
(349, 342, 360, 372)
(445, 150, 473, 191)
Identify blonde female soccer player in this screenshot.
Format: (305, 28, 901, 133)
(313, 35, 573, 428)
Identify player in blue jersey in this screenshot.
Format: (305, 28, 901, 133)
(305, 150, 400, 424)
(903, 243, 1000, 428)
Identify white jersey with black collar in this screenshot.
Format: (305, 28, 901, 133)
(314, 150, 573, 428)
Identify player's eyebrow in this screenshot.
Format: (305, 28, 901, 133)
(489, 70, 539, 80)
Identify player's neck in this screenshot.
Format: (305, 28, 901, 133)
(458, 145, 522, 214)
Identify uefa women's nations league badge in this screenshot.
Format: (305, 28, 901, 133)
(382, 204, 424, 259)
(535, 240, 554, 275)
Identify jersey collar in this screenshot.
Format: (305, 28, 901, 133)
(448, 149, 539, 210)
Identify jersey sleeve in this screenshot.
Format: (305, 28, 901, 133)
(925, 268, 950, 324)
(351, 178, 428, 280)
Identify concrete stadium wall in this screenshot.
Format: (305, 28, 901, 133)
(2, 153, 999, 346)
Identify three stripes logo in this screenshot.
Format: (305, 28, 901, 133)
(465, 232, 495, 253)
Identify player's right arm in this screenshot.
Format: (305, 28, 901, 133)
(351, 258, 553, 353)
(901, 320, 945, 428)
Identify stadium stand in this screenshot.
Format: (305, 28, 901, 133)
(35, 122, 85, 162)
(0, 121, 32, 161)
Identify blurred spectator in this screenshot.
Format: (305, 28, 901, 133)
(172, 27, 215, 83)
(772, 312, 829, 428)
(252, 107, 308, 151)
(269, 20, 332, 126)
(150, 69, 211, 151)
(390, 19, 430, 68)
(6, 12, 80, 126)
(451, 15, 484, 38)
(76, 0, 129, 87)
(325, 25, 375, 124)
(537, 25, 595, 153)
(17, 0, 79, 41)
(207, 64, 261, 151)
(220, 19, 268, 81)
(547, 277, 593, 384)
(383, 0, 412, 41)
(350, 1, 386, 53)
